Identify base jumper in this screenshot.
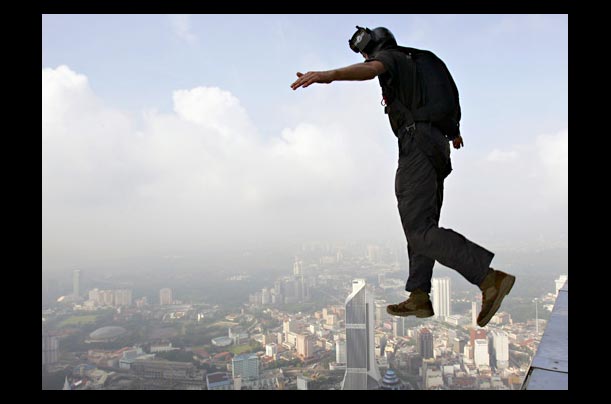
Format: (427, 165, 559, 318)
(290, 26, 515, 327)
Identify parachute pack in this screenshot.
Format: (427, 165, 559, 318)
(392, 46, 462, 141)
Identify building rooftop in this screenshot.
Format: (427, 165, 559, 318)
(89, 326, 127, 340)
(233, 353, 258, 361)
(522, 279, 568, 390)
(206, 372, 231, 384)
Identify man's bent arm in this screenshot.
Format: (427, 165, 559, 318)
(291, 61, 385, 90)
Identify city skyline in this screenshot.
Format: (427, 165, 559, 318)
(43, 246, 567, 390)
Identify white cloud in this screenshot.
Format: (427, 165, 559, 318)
(169, 14, 197, 44)
(42, 65, 568, 269)
(535, 128, 568, 194)
(173, 86, 255, 138)
(443, 128, 568, 250)
(42, 66, 398, 268)
(486, 149, 518, 163)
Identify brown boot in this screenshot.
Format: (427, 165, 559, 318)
(386, 289, 434, 318)
(477, 269, 516, 327)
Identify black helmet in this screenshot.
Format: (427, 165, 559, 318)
(349, 26, 397, 56)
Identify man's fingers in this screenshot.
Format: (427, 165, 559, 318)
(291, 72, 306, 90)
(291, 72, 319, 90)
(291, 77, 305, 89)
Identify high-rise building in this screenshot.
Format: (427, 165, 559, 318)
(88, 288, 99, 303)
(367, 245, 381, 263)
(73, 269, 81, 298)
(261, 288, 271, 305)
(159, 288, 172, 305)
(453, 337, 466, 354)
(470, 329, 487, 347)
(265, 343, 277, 357)
(296, 334, 314, 358)
(97, 289, 114, 306)
(114, 289, 132, 306)
(474, 339, 489, 368)
(417, 328, 434, 359)
(471, 301, 478, 328)
(392, 317, 407, 338)
(490, 331, 509, 369)
(231, 353, 259, 380)
(374, 299, 387, 326)
(342, 279, 381, 390)
(42, 333, 59, 366)
(283, 319, 296, 336)
(431, 277, 451, 319)
(293, 257, 303, 276)
(336, 340, 347, 364)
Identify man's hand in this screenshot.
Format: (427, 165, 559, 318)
(291, 71, 334, 90)
(452, 135, 464, 149)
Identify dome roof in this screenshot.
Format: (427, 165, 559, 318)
(211, 337, 233, 347)
(89, 326, 127, 340)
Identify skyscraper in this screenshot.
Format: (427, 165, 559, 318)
(431, 277, 451, 319)
(342, 279, 381, 390)
(392, 317, 407, 338)
(417, 328, 434, 359)
(159, 288, 172, 305)
(374, 299, 387, 326)
(471, 301, 478, 328)
(114, 289, 132, 306)
(296, 333, 314, 358)
(490, 330, 509, 369)
(42, 333, 59, 366)
(72, 269, 81, 298)
(473, 339, 490, 368)
(293, 257, 302, 276)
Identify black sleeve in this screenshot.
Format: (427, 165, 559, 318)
(365, 50, 396, 77)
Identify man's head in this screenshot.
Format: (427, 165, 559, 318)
(349, 26, 397, 57)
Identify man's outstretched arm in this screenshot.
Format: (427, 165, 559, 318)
(290, 61, 385, 90)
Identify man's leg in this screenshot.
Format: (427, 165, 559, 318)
(405, 245, 435, 293)
(404, 169, 443, 294)
(396, 126, 494, 289)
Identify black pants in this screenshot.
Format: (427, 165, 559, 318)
(396, 122, 494, 293)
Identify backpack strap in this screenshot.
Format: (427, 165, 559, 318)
(384, 51, 417, 135)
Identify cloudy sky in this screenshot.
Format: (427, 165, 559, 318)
(42, 14, 568, 272)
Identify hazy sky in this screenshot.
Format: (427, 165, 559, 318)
(42, 14, 568, 272)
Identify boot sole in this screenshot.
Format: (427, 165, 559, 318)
(478, 274, 516, 327)
(386, 307, 434, 318)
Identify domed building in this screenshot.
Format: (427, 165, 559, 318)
(211, 337, 233, 347)
(89, 326, 127, 341)
(379, 369, 405, 390)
